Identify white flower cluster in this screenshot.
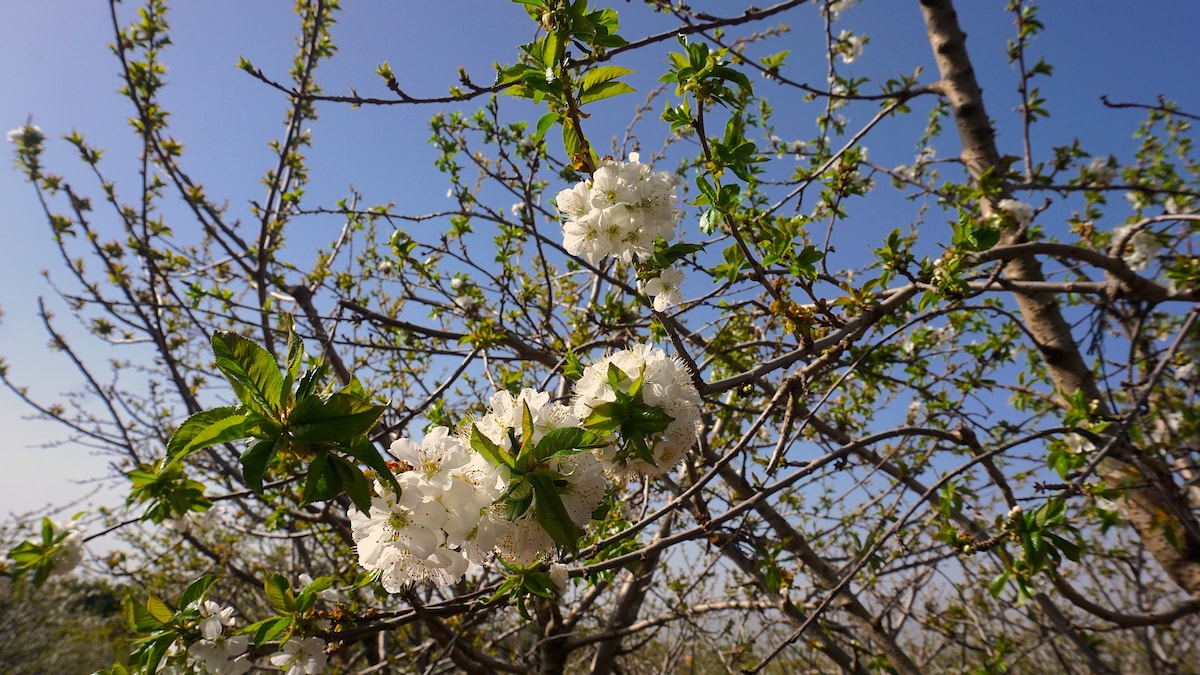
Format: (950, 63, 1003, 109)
(156, 601, 254, 675)
(823, 0, 856, 21)
(5, 124, 43, 145)
(837, 30, 864, 64)
(556, 156, 679, 265)
(350, 426, 504, 591)
(573, 344, 702, 478)
(349, 346, 701, 590)
(556, 156, 686, 311)
(51, 519, 85, 576)
(996, 199, 1035, 228)
(1112, 224, 1162, 271)
(1085, 156, 1117, 186)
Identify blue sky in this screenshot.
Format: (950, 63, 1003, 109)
(3, 0, 1199, 520)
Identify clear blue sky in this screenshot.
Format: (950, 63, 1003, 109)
(3, 1, 1199, 519)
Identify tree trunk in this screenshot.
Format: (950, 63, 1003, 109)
(918, 0, 1200, 593)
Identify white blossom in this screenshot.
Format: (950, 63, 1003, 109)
(996, 199, 1035, 228)
(573, 344, 702, 478)
(643, 267, 685, 312)
(469, 389, 604, 565)
(187, 634, 251, 675)
(556, 157, 680, 266)
(267, 637, 327, 675)
(198, 600, 237, 640)
(1085, 156, 1116, 186)
(823, 0, 855, 21)
(548, 563, 569, 591)
(349, 471, 466, 591)
(6, 124, 43, 145)
(1112, 224, 1162, 271)
(837, 30, 864, 64)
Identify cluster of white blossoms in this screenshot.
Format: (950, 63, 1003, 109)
(556, 156, 686, 311)
(1112, 223, 1163, 271)
(51, 518, 85, 576)
(155, 601, 253, 675)
(1085, 156, 1117, 186)
(5, 123, 43, 145)
(350, 346, 701, 590)
(573, 344, 702, 478)
(837, 30, 865, 64)
(996, 199, 1035, 228)
(350, 426, 504, 591)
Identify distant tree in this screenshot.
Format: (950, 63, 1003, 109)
(5, 0, 1200, 672)
(0, 564, 128, 673)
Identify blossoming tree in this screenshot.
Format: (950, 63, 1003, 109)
(5, 0, 1200, 672)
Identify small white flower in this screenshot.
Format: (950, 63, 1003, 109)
(643, 267, 685, 312)
(6, 124, 43, 145)
(198, 600, 237, 640)
(1112, 224, 1162, 271)
(511, 201, 526, 216)
(996, 199, 1034, 228)
(268, 636, 327, 675)
(823, 0, 854, 20)
(450, 277, 464, 291)
(1085, 156, 1116, 186)
(188, 634, 251, 675)
(837, 30, 864, 64)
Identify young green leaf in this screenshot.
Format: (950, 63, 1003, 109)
(164, 406, 249, 468)
(179, 575, 220, 612)
(264, 574, 296, 613)
(211, 331, 285, 417)
(240, 437, 284, 493)
(340, 435, 401, 499)
(289, 392, 386, 442)
(527, 470, 582, 554)
(301, 450, 343, 505)
(532, 427, 608, 461)
(472, 422, 515, 471)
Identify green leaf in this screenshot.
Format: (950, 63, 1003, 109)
(211, 331, 285, 417)
(240, 437, 283, 493)
(341, 435, 402, 498)
(289, 392, 386, 442)
(295, 575, 337, 615)
(989, 571, 1010, 598)
(472, 423, 515, 471)
(528, 470, 582, 554)
(583, 401, 625, 435)
(330, 454, 373, 515)
(264, 574, 295, 613)
(246, 616, 293, 645)
(505, 484, 534, 521)
(145, 594, 174, 624)
(123, 593, 164, 633)
(532, 427, 608, 461)
(579, 65, 635, 91)
(970, 225, 1001, 251)
(579, 72, 634, 104)
(534, 112, 557, 142)
(179, 575, 220, 611)
(164, 406, 249, 467)
(302, 450, 343, 505)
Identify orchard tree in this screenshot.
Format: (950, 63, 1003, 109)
(5, 0, 1200, 672)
